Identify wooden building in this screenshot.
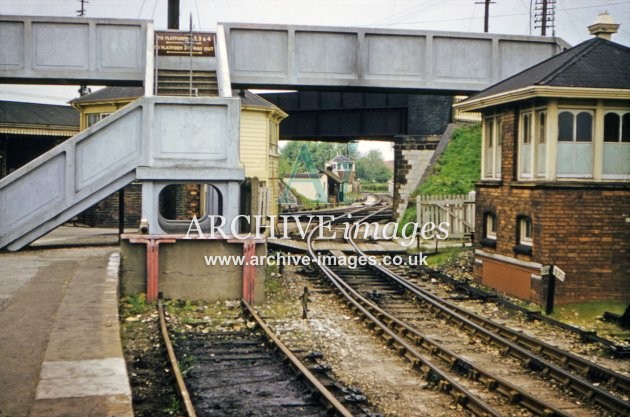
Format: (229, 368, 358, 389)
(238, 90, 288, 221)
(454, 13, 629, 305)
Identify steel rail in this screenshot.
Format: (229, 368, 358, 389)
(342, 213, 630, 416)
(417, 271, 630, 395)
(328, 267, 575, 417)
(241, 300, 356, 417)
(425, 266, 630, 358)
(157, 300, 199, 417)
(308, 209, 507, 417)
(312, 211, 575, 417)
(283, 193, 387, 218)
(369, 265, 630, 416)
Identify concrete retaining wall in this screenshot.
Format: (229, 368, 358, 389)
(120, 239, 266, 303)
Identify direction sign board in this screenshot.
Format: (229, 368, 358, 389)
(156, 31, 215, 57)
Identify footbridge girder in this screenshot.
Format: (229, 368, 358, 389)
(223, 23, 570, 93)
(0, 15, 151, 87)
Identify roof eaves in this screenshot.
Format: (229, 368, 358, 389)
(453, 85, 630, 112)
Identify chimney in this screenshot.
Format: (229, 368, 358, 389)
(588, 11, 619, 40)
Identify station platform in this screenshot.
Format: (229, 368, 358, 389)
(0, 242, 132, 417)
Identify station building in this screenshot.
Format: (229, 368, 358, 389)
(0, 101, 79, 178)
(454, 14, 630, 305)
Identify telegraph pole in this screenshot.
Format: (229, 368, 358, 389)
(534, 0, 556, 36)
(77, 0, 87, 16)
(77, 0, 90, 96)
(475, 0, 495, 33)
(168, 0, 180, 30)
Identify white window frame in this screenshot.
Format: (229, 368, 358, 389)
(86, 112, 112, 128)
(482, 115, 502, 180)
(485, 212, 497, 240)
(602, 110, 630, 180)
(535, 110, 547, 178)
(269, 120, 279, 156)
(519, 217, 533, 246)
(556, 109, 594, 179)
(519, 111, 533, 178)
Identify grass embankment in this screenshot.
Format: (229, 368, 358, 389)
(401, 123, 481, 223)
(361, 182, 389, 193)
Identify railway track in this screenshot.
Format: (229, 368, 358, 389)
(306, 205, 630, 417)
(158, 299, 384, 417)
(411, 265, 630, 359)
(383, 262, 630, 394)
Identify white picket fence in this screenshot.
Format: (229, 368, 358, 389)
(416, 192, 476, 239)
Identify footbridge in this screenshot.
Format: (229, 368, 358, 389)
(0, 15, 571, 250)
(223, 23, 570, 93)
(0, 96, 242, 251)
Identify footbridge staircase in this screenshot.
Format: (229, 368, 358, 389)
(0, 96, 242, 251)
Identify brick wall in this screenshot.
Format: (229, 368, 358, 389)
(475, 110, 630, 305)
(78, 183, 142, 228)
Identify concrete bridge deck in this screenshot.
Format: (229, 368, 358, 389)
(223, 22, 570, 93)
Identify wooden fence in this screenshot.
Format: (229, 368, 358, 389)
(416, 192, 476, 239)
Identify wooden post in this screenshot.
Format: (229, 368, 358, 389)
(541, 265, 556, 315)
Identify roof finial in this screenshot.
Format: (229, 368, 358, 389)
(588, 11, 619, 40)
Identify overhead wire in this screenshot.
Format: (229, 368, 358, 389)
(137, 0, 147, 18)
(0, 89, 74, 101)
(558, 0, 587, 42)
(370, 0, 444, 26)
(467, 3, 477, 32)
(373, 0, 628, 27)
(151, 0, 159, 19)
(195, 0, 202, 29)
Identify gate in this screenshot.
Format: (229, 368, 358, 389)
(416, 192, 475, 239)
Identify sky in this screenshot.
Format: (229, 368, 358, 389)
(1, 0, 628, 159)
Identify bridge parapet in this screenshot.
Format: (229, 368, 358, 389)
(223, 23, 570, 92)
(0, 15, 152, 88)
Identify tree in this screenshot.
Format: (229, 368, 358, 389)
(279, 141, 357, 177)
(355, 149, 392, 182)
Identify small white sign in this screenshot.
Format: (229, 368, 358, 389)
(540, 265, 552, 276)
(553, 266, 566, 282)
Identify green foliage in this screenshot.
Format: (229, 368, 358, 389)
(426, 247, 468, 267)
(396, 204, 418, 236)
(415, 124, 481, 196)
(355, 149, 392, 183)
(361, 182, 389, 192)
(548, 302, 630, 339)
(265, 269, 283, 295)
(178, 354, 196, 376)
(122, 294, 152, 315)
(164, 398, 181, 415)
(279, 141, 356, 177)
